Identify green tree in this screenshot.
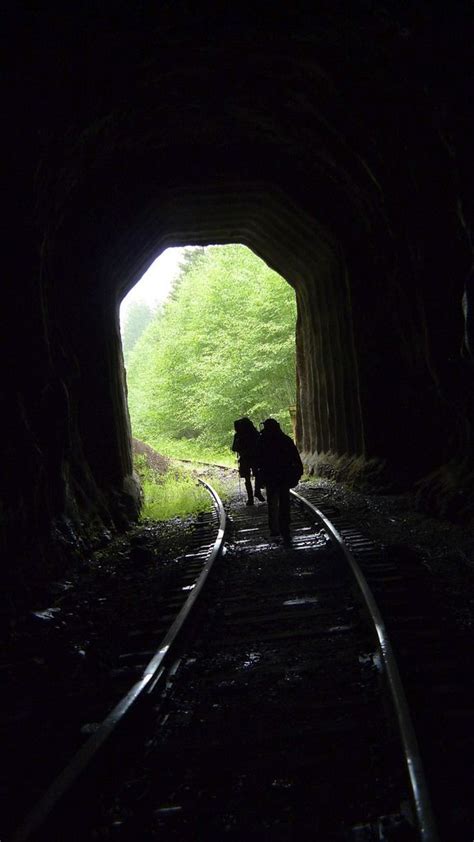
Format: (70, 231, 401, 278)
(121, 300, 156, 363)
(126, 245, 296, 457)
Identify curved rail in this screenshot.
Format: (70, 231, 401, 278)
(291, 489, 439, 842)
(13, 480, 226, 842)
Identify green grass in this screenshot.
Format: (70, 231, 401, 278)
(133, 453, 231, 520)
(141, 471, 213, 520)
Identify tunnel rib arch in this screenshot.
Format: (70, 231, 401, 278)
(109, 183, 367, 467)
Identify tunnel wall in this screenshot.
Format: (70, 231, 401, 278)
(3, 3, 473, 612)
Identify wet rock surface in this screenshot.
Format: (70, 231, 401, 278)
(2, 476, 473, 838)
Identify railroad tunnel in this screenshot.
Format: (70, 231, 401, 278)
(3, 4, 473, 609)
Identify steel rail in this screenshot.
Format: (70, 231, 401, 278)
(12, 479, 226, 842)
(291, 489, 439, 842)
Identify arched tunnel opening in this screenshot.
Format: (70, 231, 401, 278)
(120, 244, 298, 472)
(87, 185, 369, 536)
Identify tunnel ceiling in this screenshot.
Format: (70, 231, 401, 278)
(3, 3, 473, 602)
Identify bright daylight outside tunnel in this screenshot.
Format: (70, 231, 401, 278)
(119, 244, 297, 518)
(3, 3, 474, 841)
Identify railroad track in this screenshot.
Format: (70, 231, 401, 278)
(9, 480, 225, 842)
(299, 487, 474, 842)
(10, 481, 444, 841)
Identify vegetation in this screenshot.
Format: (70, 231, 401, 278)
(134, 454, 214, 520)
(143, 435, 235, 467)
(125, 244, 296, 462)
(121, 300, 156, 364)
(134, 453, 230, 520)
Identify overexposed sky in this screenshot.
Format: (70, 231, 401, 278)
(120, 247, 185, 326)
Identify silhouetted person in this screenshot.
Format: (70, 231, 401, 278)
(232, 418, 265, 505)
(258, 417, 303, 542)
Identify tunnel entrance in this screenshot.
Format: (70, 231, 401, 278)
(119, 244, 297, 515)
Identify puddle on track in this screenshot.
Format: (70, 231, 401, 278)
(240, 652, 262, 669)
(293, 569, 317, 577)
(283, 596, 319, 606)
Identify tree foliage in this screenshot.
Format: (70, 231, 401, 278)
(121, 299, 156, 363)
(125, 245, 296, 455)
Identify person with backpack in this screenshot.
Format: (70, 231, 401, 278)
(258, 417, 303, 542)
(232, 418, 265, 506)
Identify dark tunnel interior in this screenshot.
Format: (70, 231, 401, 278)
(3, 3, 473, 610)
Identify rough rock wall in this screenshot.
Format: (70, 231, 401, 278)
(2, 3, 473, 608)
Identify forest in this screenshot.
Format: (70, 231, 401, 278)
(122, 244, 297, 463)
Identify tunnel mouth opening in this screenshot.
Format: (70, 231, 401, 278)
(119, 243, 298, 518)
(107, 180, 378, 511)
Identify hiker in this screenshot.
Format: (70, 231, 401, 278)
(258, 417, 303, 542)
(232, 418, 265, 506)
